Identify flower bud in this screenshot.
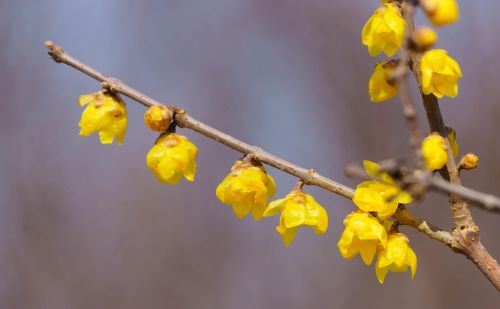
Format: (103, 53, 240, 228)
(421, 0, 459, 26)
(411, 26, 438, 51)
(144, 105, 173, 132)
(459, 153, 479, 170)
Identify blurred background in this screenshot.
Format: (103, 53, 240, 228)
(0, 0, 499, 308)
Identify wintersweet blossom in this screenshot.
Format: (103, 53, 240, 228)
(78, 91, 127, 144)
(369, 61, 399, 103)
(216, 160, 276, 221)
(264, 189, 328, 246)
(362, 3, 406, 57)
(352, 161, 412, 219)
(421, 49, 462, 98)
(338, 212, 387, 265)
(146, 133, 198, 184)
(375, 233, 417, 284)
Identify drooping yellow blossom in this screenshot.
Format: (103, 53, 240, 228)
(421, 49, 462, 98)
(352, 161, 412, 219)
(447, 127, 459, 157)
(144, 105, 173, 132)
(78, 92, 127, 144)
(369, 61, 399, 103)
(422, 133, 448, 170)
(421, 0, 459, 26)
(412, 26, 438, 51)
(216, 160, 276, 221)
(264, 189, 328, 246)
(362, 3, 406, 57)
(375, 233, 417, 284)
(146, 133, 198, 184)
(337, 212, 387, 265)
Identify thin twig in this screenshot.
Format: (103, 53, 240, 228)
(44, 41, 353, 199)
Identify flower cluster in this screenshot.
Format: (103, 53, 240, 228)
(338, 160, 417, 283)
(364, 0, 462, 103)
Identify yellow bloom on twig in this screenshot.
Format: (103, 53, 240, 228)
(362, 3, 406, 57)
(422, 133, 448, 170)
(264, 189, 328, 246)
(338, 212, 387, 265)
(375, 233, 417, 284)
(146, 133, 198, 184)
(78, 91, 127, 144)
(216, 160, 276, 221)
(369, 60, 399, 103)
(421, 49, 462, 98)
(421, 0, 459, 26)
(352, 161, 412, 219)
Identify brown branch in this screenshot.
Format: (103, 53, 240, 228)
(44, 41, 353, 200)
(393, 207, 453, 247)
(45, 40, 499, 289)
(427, 176, 500, 214)
(401, 1, 500, 290)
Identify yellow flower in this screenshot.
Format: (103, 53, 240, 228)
(144, 105, 173, 132)
(422, 133, 448, 170)
(352, 161, 412, 219)
(362, 3, 406, 57)
(421, 49, 462, 98)
(78, 92, 127, 144)
(216, 160, 276, 221)
(146, 133, 198, 184)
(375, 233, 417, 284)
(369, 61, 399, 103)
(337, 212, 387, 265)
(264, 190, 328, 246)
(421, 0, 459, 26)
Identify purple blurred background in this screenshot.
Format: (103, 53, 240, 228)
(1, 0, 499, 308)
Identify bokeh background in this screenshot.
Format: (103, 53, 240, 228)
(1, 0, 499, 308)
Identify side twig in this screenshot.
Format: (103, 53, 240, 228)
(401, 1, 500, 290)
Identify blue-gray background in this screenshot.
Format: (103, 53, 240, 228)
(1, 0, 499, 308)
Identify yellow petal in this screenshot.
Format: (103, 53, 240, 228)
(279, 226, 298, 247)
(264, 198, 286, 217)
(283, 202, 307, 228)
(232, 203, 252, 219)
